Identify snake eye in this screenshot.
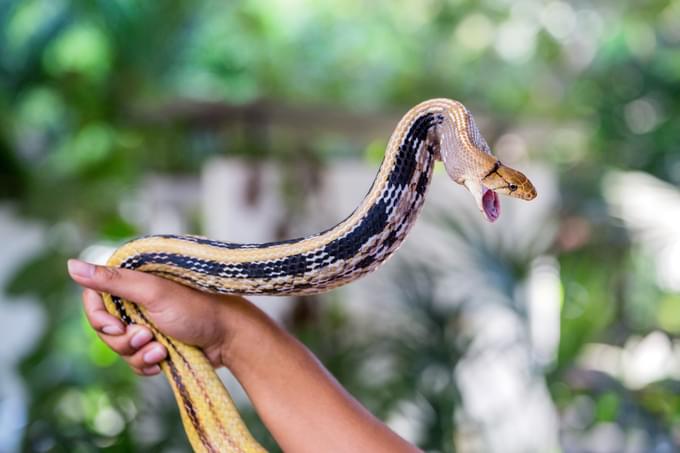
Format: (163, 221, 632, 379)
(509, 183, 518, 192)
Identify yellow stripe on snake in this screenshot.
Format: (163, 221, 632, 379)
(102, 98, 537, 452)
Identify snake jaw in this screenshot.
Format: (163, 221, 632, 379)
(482, 186, 501, 222)
(464, 179, 501, 222)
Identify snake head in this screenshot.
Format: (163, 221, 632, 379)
(461, 160, 537, 223)
(482, 161, 537, 201)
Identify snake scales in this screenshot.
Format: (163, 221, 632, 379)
(102, 98, 537, 452)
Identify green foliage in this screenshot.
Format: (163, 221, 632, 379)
(1, 0, 679, 451)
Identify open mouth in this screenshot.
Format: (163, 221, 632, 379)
(482, 186, 500, 222)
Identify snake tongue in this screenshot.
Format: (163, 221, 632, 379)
(482, 186, 500, 222)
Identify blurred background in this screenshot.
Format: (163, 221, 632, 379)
(1, 0, 679, 451)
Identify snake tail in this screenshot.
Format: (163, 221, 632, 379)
(102, 293, 266, 452)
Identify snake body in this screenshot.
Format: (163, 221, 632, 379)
(103, 98, 536, 452)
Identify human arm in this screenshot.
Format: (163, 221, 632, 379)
(67, 259, 420, 453)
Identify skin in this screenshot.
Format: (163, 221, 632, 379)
(67, 259, 420, 453)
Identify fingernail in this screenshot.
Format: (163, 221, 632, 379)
(143, 365, 161, 375)
(102, 325, 124, 335)
(143, 345, 167, 364)
(130, 330, 153, 349)
(68, 259, 95, 278)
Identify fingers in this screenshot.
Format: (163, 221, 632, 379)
(100, 324, 152, 356)
(83, 289, 167, 376)
(128, 340, 168, 373)
(101, 324, 168, 376)
(68, 259, 174, 309)
(82, 289, 125, 335)
(139, 365, 162, 376)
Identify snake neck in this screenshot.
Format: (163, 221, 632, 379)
(108, 101, 474, 297)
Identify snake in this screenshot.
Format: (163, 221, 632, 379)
(102, 98, 537, 452)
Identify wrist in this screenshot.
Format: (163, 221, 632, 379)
(216, 296, 280, 371)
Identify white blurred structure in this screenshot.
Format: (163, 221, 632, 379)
(604, 170, 680, 293)
(0, 207, 46, 453)
(572, 170, 680, 389)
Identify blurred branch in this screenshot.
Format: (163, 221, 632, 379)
(130, 98, 407, 139)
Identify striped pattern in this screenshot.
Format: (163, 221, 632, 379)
(100, 99, 530, 452)
(119, 113, 439, 293)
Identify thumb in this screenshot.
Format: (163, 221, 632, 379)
(67, 259, 167, 309)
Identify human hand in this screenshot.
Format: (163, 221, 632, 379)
(67, 259, 419, 452)
(67, 259, 264, 376)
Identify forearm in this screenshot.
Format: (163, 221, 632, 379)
(220, 304, 419, 453)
